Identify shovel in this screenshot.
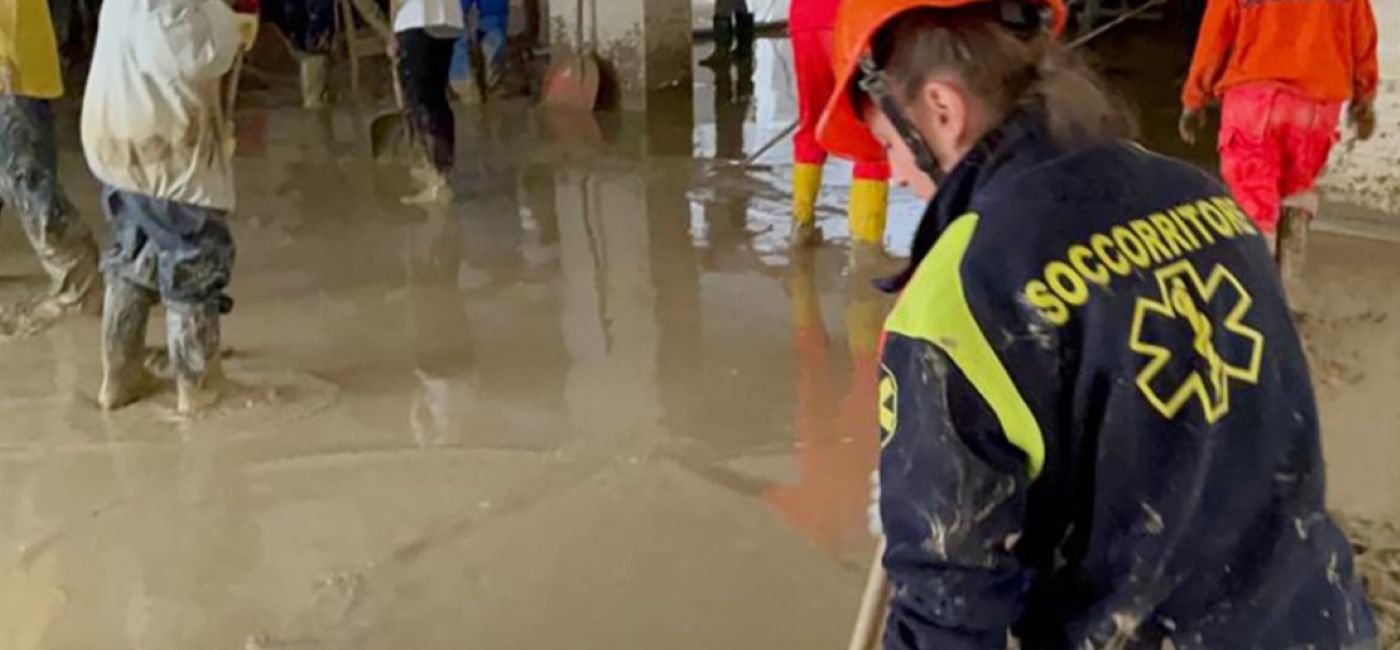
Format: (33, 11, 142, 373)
(541, 0, 600, 110)
(370, 61, 413, 162)
(222, 13, 259, 156)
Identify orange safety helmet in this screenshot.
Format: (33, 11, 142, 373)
(816, 0, 1067, 165)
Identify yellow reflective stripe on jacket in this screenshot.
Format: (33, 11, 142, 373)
(0, 0, 63, 98)
(884, 213, 1047, 478)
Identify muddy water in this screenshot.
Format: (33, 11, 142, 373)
(0, 35, 1396, 648)
(0, 89, 894, 647)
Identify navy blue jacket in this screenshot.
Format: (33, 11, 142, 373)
(877, 111, 1376, 650)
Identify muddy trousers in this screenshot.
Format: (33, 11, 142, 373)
(1219, 83, 1340, 234)
(397, 29, 458, 176)
(0, 95, 99, 305)
(1219, 84, 1339, 303)
(99, 187, 234, 390)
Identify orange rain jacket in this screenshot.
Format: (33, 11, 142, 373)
(1183, 0, 1379, 110)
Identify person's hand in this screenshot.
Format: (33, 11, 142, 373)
(1349, 101, 1377, 142)
(235, 13, 259, 48)
(386, 35, 400, 60)
(1179, 107, 1206, 145)
(868, 470, 882, 538)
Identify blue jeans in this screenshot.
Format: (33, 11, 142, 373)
(450, 0, 509, 84)
(100, 187, 235, 312)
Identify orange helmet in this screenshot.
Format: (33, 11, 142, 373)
(816, 0, 1068, 165)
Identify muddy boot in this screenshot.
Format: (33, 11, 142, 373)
(847, 178, 889, 269)
(22, 208, 102, 317)
(1277, 206, 1311, 313)
(99, 278, 159, 411)
(167, 302, 224, 415)
(299, 54, 329, 108)
(402, 169, 454, 205)
(790, 163, 824, 248)
(734, 12, 756, 63)
(700, 16, 735, 68)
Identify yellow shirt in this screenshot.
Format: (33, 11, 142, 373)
(0, 0, 64, 98)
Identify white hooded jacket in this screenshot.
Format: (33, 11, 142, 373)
(82, 0, 241, 211)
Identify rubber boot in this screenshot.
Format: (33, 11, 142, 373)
(299, 54, 329, 109)
(19, 202, 102, 315)
(701, 17, 735, 68)
(99, 278, 159, 410)
(848, 179, 890, 269)
(167, 302, 224, 415)
(1277, 206, 1311, 315)
(402, 168, 453, 205)
(790, 163, 824, 247)
(734, 12, 756, 63)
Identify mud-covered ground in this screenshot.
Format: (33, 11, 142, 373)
(0, 28, 1396, 648)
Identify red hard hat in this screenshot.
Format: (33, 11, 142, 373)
(816, 0, 1067, 164)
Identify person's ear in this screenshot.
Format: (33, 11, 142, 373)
(916, 78, 971, 162)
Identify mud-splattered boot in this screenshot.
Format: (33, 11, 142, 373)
(734, 12, 756, 63)
(167, 302, 225, 415)
(402, 167, 454, 205)
(1277, 206, 1311, 315)
(19, 200, 102, 315)
(700, 16, 735, 68)
(790, 163, 824, 248)
(99, 278, 159, 411)
(299, 54, 329, 109)
(847, 179, 890, 270)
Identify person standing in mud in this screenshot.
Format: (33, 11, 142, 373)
(391, 0, 465, 204)
(81, 0, 255, 413)
(0, 0, 101, 334)
(788, 0, 892, 267)
(1179, 0, 1378, 308)
(818, 0, 1379, 647)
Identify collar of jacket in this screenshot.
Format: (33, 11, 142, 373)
(875, 107, 1054, 294)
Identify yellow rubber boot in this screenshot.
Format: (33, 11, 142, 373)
(848, 179, 889, 268)
(790, 163, 824, 247)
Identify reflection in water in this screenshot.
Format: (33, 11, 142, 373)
(763, 251, 881, 561)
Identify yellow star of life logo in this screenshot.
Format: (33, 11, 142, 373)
(878, 365, 897, 448)
(1128, 260, 1265, 424)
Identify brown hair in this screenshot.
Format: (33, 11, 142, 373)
(868, 5, 1137, 147)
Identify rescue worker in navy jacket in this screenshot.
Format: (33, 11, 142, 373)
(815, 0, 1379, 648)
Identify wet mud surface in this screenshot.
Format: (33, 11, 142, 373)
(0, 32, 1396, 648)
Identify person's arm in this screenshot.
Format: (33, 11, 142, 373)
(1181, 0, 1239, 110)
(1351, 0, 1379, 104)
(878, 215, 1049, 649)
(134, 0, 241, 81)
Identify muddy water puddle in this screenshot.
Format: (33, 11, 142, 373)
(0, 94, 893, 647)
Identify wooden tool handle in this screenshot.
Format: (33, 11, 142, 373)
(848, 538, 891, 650)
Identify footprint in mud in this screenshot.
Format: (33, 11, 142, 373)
(0, 296, 85, 341)
(1298, 310, 1390, 392)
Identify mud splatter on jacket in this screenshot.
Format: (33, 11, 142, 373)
(876, 111, 1376, 650)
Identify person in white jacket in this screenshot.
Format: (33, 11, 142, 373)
(81, 0, 252, 413)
